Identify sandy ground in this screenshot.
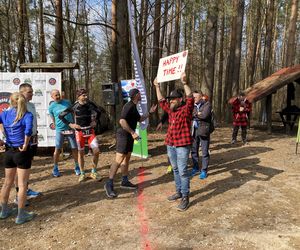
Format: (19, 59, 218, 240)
(0, 126, 299, 250)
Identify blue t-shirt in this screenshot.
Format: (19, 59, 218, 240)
(48, 99, 74, 131)
(0, 108, 33, 147)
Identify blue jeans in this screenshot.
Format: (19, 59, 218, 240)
(167, 145, 190, 197)
(191, 135, 210, 171)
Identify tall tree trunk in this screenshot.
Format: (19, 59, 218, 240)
(231, 0, 244, 96)
(170, 0, 181, 91)
(223, 0, 238, 120)
(262, 0, 275, 132)
(117, 0, 131, 81)
(53, 0, 63, 62)
(285, 0, 299, 116)
(150, 0, 161, 125)
(17, 0, 25, 67)
(247, 0, 261, 86)
(23, 1, 33, 63)
(38, 0, 47, 62)
(285, 0, 298, 67)
(110, 0, 118, 127)
(203, 2, 219, 100)
(217, 1, 225, 119)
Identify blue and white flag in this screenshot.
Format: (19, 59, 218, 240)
(127, 0, 148, 129)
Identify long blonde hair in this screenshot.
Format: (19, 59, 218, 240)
(10, 92, 27, 124)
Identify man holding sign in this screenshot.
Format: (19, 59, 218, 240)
(153, 72, 194, 211)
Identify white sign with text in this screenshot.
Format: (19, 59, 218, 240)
(157, 50, 188, 83)
(0, 72, 61, 147)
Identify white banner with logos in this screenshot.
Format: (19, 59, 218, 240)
(0, 72, 61, 147)
(157, 50, 188, 83)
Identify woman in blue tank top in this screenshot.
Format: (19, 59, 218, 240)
(0, 92, 36, 224)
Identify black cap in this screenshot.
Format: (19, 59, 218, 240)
(166, 89, 183, 99)
(129, 88, 140, 98)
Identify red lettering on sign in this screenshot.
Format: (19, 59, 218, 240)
(163, 67, 177, 76)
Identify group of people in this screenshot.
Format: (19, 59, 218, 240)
(0, 72, 252, 225)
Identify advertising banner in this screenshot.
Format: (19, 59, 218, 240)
(0, 72, 61, 147)
(157, 50, 188, 83)
(127, 0, 148, 130)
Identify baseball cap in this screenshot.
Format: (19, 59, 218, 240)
(166, 89, 183, 99)
(129, 88, 140, 98)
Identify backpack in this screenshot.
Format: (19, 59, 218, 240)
(209, 110, 216, 134)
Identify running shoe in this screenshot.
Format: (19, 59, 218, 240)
(78, 173, 86, 182)
(90, 172, 101, 181)
(104, 182, 117, 198)
(27, 189, 41, 198)
(120, 180, 138, 190)
(199, 170, 208, 179)
(74, 165, 81, 176)
(15, 211, 36, 224)
(52, 167, 61, 177)
(0, 207, 17, 219)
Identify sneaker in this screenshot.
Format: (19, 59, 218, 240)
(14, 197, 30, 207)
(0, 207, 17, 219)
(166, 165, 173, 174)
(104, 182, 117, 198)
(167, 192, 182, 202)
(15, 211, 36, 224)
(90, 171, 101, 181)
(120, 180, 138, 190)
(199, 170, 208, 179)
(190, 167, 199, 177)
(27, 189, 41, 199)
(74, 166, 81, 176)
(78, 173, 86, 182)
(177, 196, 189, 211)
(231, 139, 236, 144)
(52, 168, 61, 177)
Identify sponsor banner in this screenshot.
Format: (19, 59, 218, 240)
(121, 79, 136, 101)
(127, 0, 148, 130)
(0, 92, 12, 113)
(132, 124, 148, 159)
(0, 72, 61, 147)
(157, 50, 188, 83)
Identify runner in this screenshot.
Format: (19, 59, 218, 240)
(59, 89, 102, 182)
(104, 88, 157, 198)
(48, 89, 80, 177)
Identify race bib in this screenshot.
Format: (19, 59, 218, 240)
(82, 128, 92, 137)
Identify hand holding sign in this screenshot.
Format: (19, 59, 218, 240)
(157, 50, 188, 83)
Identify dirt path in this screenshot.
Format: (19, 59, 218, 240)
(0, 127, 299, 250)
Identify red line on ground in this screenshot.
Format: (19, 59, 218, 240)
(137, 166, 152, 250)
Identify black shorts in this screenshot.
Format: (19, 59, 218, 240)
(3, 147, 33, 169)
(116, 129, 134, 154)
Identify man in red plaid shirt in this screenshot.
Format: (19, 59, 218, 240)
(230, 92, 252, 144)
(153, 72, 194, 211)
